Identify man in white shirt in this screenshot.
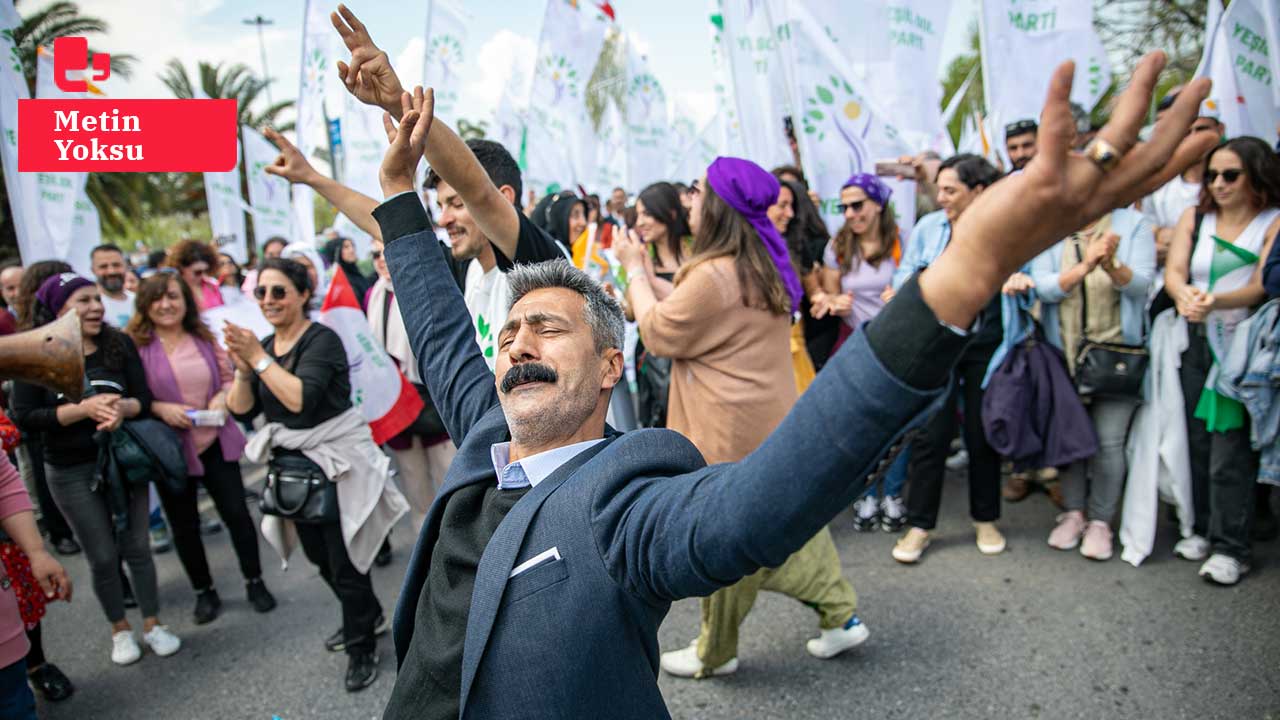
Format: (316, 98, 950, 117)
(91, 244, 136, 327)
(1140, 98, 1224, 269)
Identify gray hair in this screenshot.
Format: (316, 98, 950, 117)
(506, 260, 624, 353)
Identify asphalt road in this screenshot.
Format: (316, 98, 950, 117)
(34, 469, 1280, 720)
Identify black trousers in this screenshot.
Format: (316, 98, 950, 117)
(905, 341, 1002, 530)
(1180, 324, 1258, 562)
(295, 520, 381, 656)
(153, 441, 262, 591)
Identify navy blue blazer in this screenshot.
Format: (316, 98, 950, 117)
(376, 194, 950, 719)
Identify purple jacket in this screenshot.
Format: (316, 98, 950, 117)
(137, 335, 246, 475)
(982, 335, 1098, 470)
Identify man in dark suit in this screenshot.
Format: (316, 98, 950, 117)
(331, 5, 1216, 717)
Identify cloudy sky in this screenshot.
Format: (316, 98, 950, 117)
(72, 0, 978, 131)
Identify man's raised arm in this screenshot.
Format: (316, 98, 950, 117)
(371, 88, 499, 444)
(602, 54, 1221, 604)
(331, 4, 522, 260)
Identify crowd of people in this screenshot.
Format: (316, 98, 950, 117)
(0, 8, 1275, 719)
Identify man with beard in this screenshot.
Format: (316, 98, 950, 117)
(1004, 119, 1039, 172)
(0, 263, 21, 334)
(90, 245, 135, 327)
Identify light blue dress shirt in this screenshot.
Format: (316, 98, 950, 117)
(490, 438, 608, 489)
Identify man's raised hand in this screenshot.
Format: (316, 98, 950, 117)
(262, 127, 320, 185)
(332, 4, 406, 116)
(921, 52, 1217, 328)
(379, 87, 434, 198)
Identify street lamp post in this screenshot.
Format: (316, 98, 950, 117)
(243, 14, 275, 106)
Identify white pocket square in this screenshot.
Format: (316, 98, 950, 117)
(509, 546, 561, 578)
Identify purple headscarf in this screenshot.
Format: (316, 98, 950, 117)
(36, 273, 95, 316)
(842, 173, 893, 208)
(705, 157, 803, 313)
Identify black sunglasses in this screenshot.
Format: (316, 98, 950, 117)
(370, 250, 383, 260)
(253, 284, 289, 301)
(1205, 169, 1243, 184)
(837, 200, 867, 213)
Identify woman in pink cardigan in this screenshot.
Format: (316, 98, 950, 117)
(0, 453, 71, 720)
(127, 273, 276, 625)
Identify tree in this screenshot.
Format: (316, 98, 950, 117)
(149, 60, 296, 251)
(938, 24, 984, 149)
(8, 0, 136, 95)
(1095, 0, 1209, 90)
(585, 27, 627, 133)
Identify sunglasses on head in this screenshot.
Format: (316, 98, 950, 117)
(253, 284, 289, 301)
(1205, 169, 1242, 184)
(837, 200, 868, 213)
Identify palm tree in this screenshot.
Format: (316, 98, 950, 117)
(156, 60, 296, 252)
(8, 0, 135, 95)
(159, 59, 294, 131)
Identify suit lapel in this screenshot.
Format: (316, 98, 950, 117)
(457, 437, 615, 716)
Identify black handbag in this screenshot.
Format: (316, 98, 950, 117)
(1071, 239, 1149, 400)
(260, 452, 339, 524)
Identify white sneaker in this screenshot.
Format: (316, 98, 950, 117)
(1198, 553, 1250, 586)
(945, 449, 969, 471)
(879, 495, 906, 532)
(806, 615, 870, 659)
(659, 641, 738, 679)
(142, 625, 182, 657)
(111, 630, 141, 666)
(1174, 535, 1210, 561)
(852, 495, 879, 531)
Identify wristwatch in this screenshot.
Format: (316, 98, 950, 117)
(252, 356, 275, 374)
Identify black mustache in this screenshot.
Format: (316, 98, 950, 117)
(500, 362, 558, 394)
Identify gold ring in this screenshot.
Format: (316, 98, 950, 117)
(1082, 138, 1121, 173)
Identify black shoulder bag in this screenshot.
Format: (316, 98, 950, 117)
(258, 346, 340, 524)
(1072, 238, 1149, 400)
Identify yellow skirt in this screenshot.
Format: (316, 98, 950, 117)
(791, 320, 816, 395)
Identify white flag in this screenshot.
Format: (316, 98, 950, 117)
(423, 0, 469, 125)
(856, 0, 953, 156)
(779, 0, 912, 234)
(980, 0, 1112, 157)
(202, 136, 248, 263)
(242, 126, 294, 248)
(717, 0, 793, 168)
(592, 100, 626, 191)
(1196, 0, 1279, 139)
(707, 0, 744, 156)
(623, 37, 667, 189)
(0, 42, 99, 276)
(294, 0, 335, 245)
(338, 91, 386, 257)
(523, 0, 610, 193)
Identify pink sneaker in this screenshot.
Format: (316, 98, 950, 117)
(1047, 511, 1086, 550)
(1080, 520, 1113, 561)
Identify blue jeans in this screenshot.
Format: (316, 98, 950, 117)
(0, 658, 37, 720)
(860, 449, 909, 499)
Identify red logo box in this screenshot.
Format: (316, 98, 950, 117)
(17, 99, 238, 172)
